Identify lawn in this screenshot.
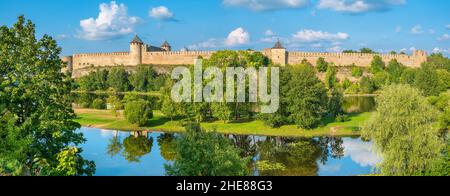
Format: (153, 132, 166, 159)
(74, 108, 372, 137)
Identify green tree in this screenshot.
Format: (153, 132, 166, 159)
(92, 98, 106, 109)
(325, 66, 338, 89)
(386, 59, 405, 83)
(122, 134, 153, 163)
(283, 64, 329, 129)
(130, 65, 157, 92)
(414, 65, 442, 96)
(400, 68, 417, 85)
(108, 67, 130, 92)
(124, 100, 154, 126)
(370, 55, 386, 74)
(211, 102, 232, 123)
(165, 123, 250, 176)
(351, 66, 363, 78)
(363, 84, 445, 176)
(316, 57, 328, 72)
(360, 48, 376, 54)
(0, 16, 94, 176)
(359, 76, 375, 94)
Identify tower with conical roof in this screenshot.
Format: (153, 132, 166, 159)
(269, 39, 287, 66)
(130, 34, 143, 65)
(161, 41, 171, 51)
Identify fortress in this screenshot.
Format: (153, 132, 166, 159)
(63, 35, 428, 78)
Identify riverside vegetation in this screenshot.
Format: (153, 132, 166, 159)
(1, 16, 448, 176)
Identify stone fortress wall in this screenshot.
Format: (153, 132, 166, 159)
(63, 35, 428, 78)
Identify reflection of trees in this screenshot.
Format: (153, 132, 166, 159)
(230, 135, 257, 157)
(256, 137, 344, 176)
(157, 134, 177, 161)
(122, 132, 153, 163)
(342, 97, 375, 113)
(106, 131, 123, 158)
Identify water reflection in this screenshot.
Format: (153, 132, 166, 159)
(80, 128, 380, 176)
(343, 96, 376, 113)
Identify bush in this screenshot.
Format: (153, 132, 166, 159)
(335, 114, 350, 122)
(80, 102, 90, 108)
(351, 66, 363, 77)
(124, 100, 153, 126)
(92, 98, 106, 109)
(316, 57, 328, 72)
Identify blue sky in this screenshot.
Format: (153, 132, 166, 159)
(0, 0, 449, 56)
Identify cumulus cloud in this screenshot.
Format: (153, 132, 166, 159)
(189, 27, 251, 49)
(223, 0, 310, 11)
(432, 47, 449, 54)
(317, 0, 406, 14)
(327, 46, 343, 52)
(410, 25, 424, 34)
(78, 1, 138, 40)
(149, 6, 177, 21)
(265, 29, 275, 36)
(225, 27, 251, 46)
(292, 29, 349, 42)
(343, 138, 381, 167)
(438, 34, 450, 41)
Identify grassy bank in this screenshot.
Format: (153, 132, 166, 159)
(74, 108, 372, 137)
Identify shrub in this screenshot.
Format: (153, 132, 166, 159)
(316, 57, 328, 72)
(124, 100, 153, 126)
(335, 114, 350, 122)
(92, 98, 106, 109)
(351, 66, 363, 77)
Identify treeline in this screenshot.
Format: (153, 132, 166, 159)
(75, 65, 168, 93)
(158, 50, 345, 129)
(322, 53, 450, 97)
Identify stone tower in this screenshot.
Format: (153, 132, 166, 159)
(161, 41, 172, 51)
(412, 50, 428, 67)
(269, 39, 287, 66)
(130, 34, 143, 65)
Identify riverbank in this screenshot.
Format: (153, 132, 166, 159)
(74, 108, 372, 137)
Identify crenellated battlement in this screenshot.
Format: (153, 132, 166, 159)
(73, 52, 130, 57)
(63, 35, 428, 78)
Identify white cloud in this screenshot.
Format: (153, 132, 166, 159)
(149, 6, 176, 21)
(78, 1, 138, 40)
(343, 138, 381, 167)
(317, 0, 406, 13)
(410, 25, 423, 34)
(225, 27, 251, 46)
(292, 29, 349, 42)
(446, 24, 450, 29)
(327, 46, 343, 52)
(438, 34, 450, 41)
(223, 0, 310, 11)
(265, 29, 275, 36)
(189, 27, 250, 49)
(432, 47, 449, 54)
(395, 26, 402, 33)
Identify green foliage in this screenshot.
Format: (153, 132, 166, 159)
(92, 98, 106, 109)
(342, 78, 352, 90)
(386, 59, 406, 83)
(335, 114, 350, 122)
(359, 76, 375, 94)
(363, 84, 445, 176)
(283, 64, 329, 129)
(400, 68, 417, 85)
(107, 67, 130, 92)
(76, 69, 109, 91)
(328, 89, 344, 117)
(123, 135, 153, 163)
(211, 102, 232, 123)
(165, 123, 250, 176)
(316, 57, 328, 72)
(426, 53, 450, 71)
(325, 66, 338, 89)
(373, 71, 390, 89)
(124, 100, 154, 126)
(370, 55, 386, 74)
(52, 147, 96, 176)
(130, 65, 157, 92)
(0, 16, 94, 176)
(351, 66, 363, 78)
(360, 48, 376, 54)
(414, 65, 442, 96)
